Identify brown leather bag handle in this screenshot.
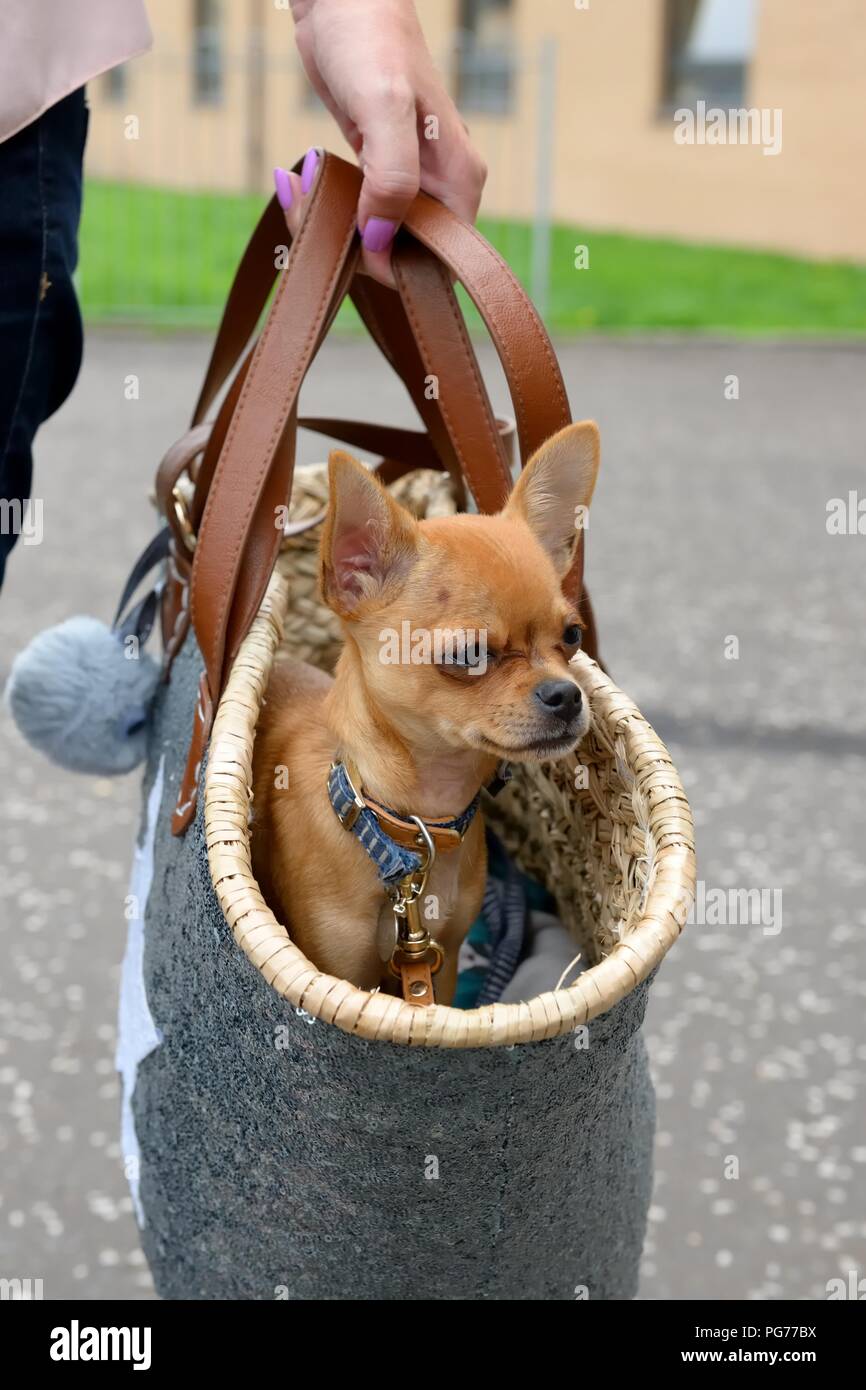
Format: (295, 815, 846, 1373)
(192, 155, 573, 692)
(172, 153, 363, 831)
(179, 157, 357, 811)
(338, 252, 525, 512)
(391, 204, 585, 605)
(188, 158, 571, 501)
(188, 179, 508, 514)
(191, 154, 360, 696)
(402, 194, 572, 461)
(186, 164, 566, 524)
(188, 182, 474, 498)
(173, 152, 595, 832)
(190, 194, 286, 429)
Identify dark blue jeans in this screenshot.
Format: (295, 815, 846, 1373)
(0, 88, 88, 588)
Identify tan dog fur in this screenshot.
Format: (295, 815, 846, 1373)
(251, 421, 600, 1004)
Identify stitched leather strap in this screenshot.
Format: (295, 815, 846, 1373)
(194, 159, 574, 698)
(391, 242, 513, 512)
(399, 955, 436, 1007)
(191, 195, 286, 429)
(350, 275, 469, 506)
(402, 193, 573, 460)
(298, 414, 515, 480)
(190, 187, 471, 505)
(397, 193, 587, 603)
(170, 151, 599, 833)
(172, 155, 362, 831)
(190, 152, 359, 705)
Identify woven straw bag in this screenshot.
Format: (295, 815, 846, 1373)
(133, 152, 695, 1299)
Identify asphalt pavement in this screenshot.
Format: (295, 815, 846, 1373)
(1, 330, 864, 1300)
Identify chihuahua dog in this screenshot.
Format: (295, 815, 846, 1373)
(251, 420, 600, 1005)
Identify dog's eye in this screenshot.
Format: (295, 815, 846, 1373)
(562, 624, 582, 649)
(440, 652, 484, 671)
(437, 644, 492, 677)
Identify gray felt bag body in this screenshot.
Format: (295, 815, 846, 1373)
(126, 154, 695, 1300)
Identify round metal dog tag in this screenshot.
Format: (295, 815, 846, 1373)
(377, 902, 398, 962)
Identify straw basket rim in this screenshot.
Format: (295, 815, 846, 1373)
(204, 561, 696, 1048)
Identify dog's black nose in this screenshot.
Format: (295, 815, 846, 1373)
(534, 680, 582, 720)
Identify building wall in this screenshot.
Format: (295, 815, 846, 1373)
(537, 0, 866, 261)
(84, 0, 866, 261)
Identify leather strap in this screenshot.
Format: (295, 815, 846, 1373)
(191, 155, 572, 706)
(155, 421, 211, 550)
(185, 195, 521, 519)
(398, 193, 587, 604)
(173, 155, 362, 832)
(362, 798, 465, 854)
(190, 152, 359, 706)
(364, 232, 587, 601)
(403, 195, 572, 460)
(298, 414, 514, 481)
(154, 425, 211, 673)
(188, 189, 471, 507)
(350, 276, 468, 506)
(182, 164, 571, 492)
(391, 242, 513, 513)
(170, 151, 599, 833)
(399, 955, 435, 1007)
(191, 195, 287, 428)
(301, 417, 442, 474)
(112, 526, 171, 632)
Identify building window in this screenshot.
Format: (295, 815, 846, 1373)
(193, 0, 224, 106)
(664, 0, 756, 109)
(455, 0, 514, 115)
(103, 64, 127, 103)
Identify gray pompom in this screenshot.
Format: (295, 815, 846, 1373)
(5, 616, 160, 775)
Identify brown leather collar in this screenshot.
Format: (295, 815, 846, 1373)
(343, 758, 476, 854)
(362, 794, 466, 853)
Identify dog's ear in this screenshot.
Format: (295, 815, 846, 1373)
(321, 451, 419, 615)
(504, 420, 600, 575)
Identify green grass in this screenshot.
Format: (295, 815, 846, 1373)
(79, 180, 866, 335)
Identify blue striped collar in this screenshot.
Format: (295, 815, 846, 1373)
(327, 760, 487, 888)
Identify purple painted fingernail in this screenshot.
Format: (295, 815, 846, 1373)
(301, 148, 319, 194)
(273, 167, 292, 210)
(362, 217, 397, 254)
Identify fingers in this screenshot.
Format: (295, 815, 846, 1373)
(416, 92, 488, 225)
(429, 135, 487, 225)
(354, 76, 421, 285)
(273, 166, 304, 240)
(276, 110, 486, 292)
(275, 133, 415, 288)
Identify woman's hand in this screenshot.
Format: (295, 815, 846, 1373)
(278, 0, 487, 284)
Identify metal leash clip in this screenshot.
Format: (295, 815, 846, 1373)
(386, 817, 443, 1005)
